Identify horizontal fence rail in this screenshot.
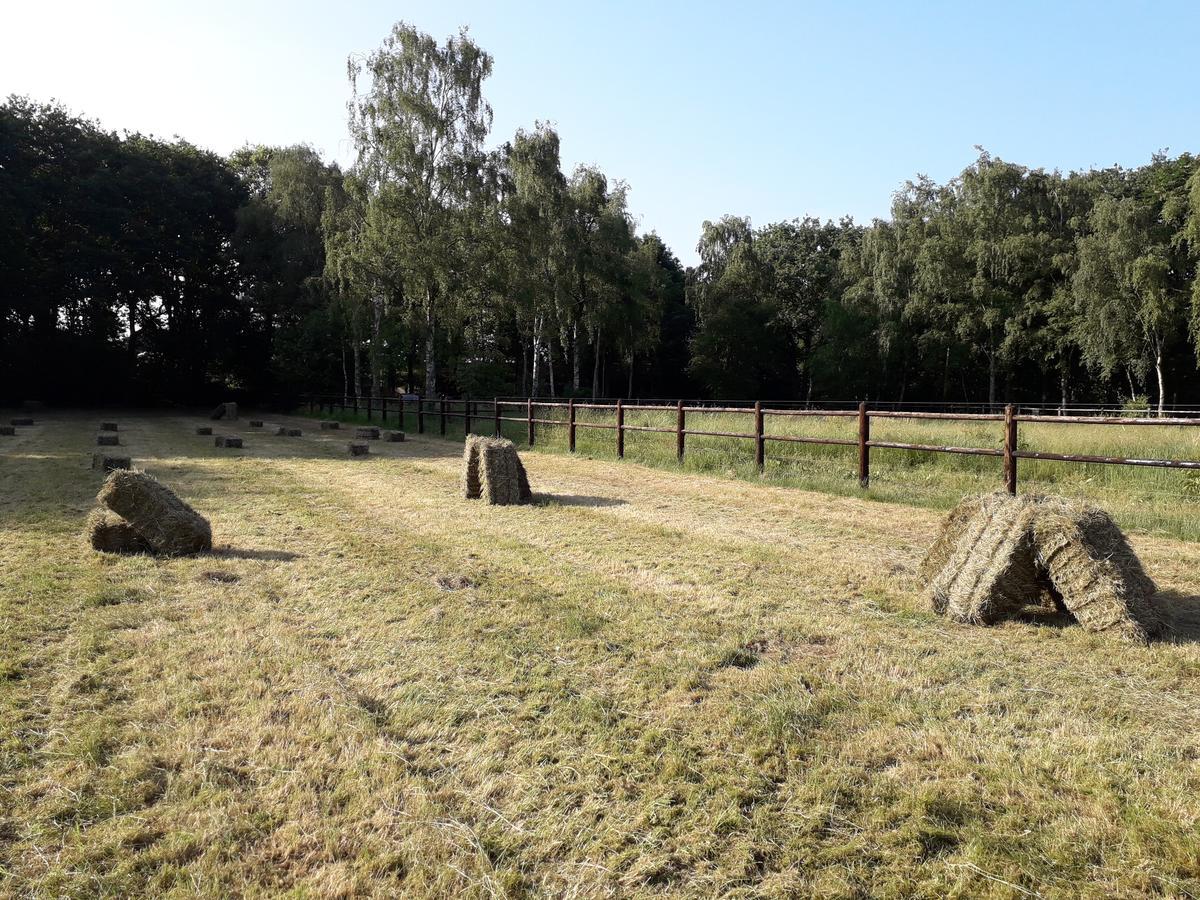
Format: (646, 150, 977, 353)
(301, 393, 1200, 495)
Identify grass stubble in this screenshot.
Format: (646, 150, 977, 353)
(1, 411, 1199, 896)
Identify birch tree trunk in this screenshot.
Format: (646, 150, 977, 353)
(424, 288, 438, 398)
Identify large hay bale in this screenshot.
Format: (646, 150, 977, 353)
(87, 508, 151, 554)
(100, 421, 118, 432)
(196, 426, 212, 435)
(461, 435, 485, 499)
(11, 417, 33, 426)
(92, 453, 131, 473)
(0, 426, 14, 436)
(348, 441, 370, 457)
(209, 402, 237, 421)
(320, 421, 340, 430)
(1030, 497, 1163, 643)
(355, 426, 380, 440)
(97, 469, 212, 555)
(214, 436, 243, 448)
(97, 433, 120, 446)
(385, 431, 406, 442)
(276, 427, 302, 437)
(479, 437, 530, 506)
(918, 494, 991, 583)
(928, 493, 1042, 624)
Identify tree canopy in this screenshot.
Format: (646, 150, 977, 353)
(4, 23, 1200, 409)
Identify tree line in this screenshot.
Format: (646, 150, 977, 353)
(3, 21, 1200, 410)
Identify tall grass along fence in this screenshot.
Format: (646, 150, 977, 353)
(301, 393, 1200, 538)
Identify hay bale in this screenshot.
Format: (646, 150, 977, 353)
(480, 437, 531, 506)
(355, 426, 380, 440)
(214, 436, 243, 448)
(0, 426, 14, 436)
(97, 469, 212, 555)
(249, 420, 264, 428)
(195, 426, 212, 435)
(209, 402, 237, 421)
(385, 431, 406, 442)
(11, 417, 33, 426)
(320, 421, 340, 430)
(92, 453, 131, 473)
(348, 441, 370, 457)
(87, 508, 151, 554)
(1030, 496, 1163, 643)
(100, 422, 118, 432)
(97, 433, 120, 446)
(918, 494, 990, 583)
(928, 493, 1042, 624)
(276, 427, 301, 437)
(461, 434, 484, 499)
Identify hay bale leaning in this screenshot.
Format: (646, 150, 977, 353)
(478, 437, 530, 506)
(918, 494, 991, 583)
(1030, 496, 1163, 643)
(97, 469, 212, 555)
(92, 453, 131, 473)
(461, 435, 485, 499)
(927, 493, 1043, 625)
(87, 508, 151, 554)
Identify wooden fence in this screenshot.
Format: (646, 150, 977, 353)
(303, 394, 1200, 494)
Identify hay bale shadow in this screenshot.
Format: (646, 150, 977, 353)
(210, 547, 302, 562)
(533, 494, 627, 508)
(1150, 591, 1200, 644)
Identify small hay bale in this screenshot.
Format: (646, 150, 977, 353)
(100, 422, 118, 432)
(97, 433, 120, 446)
(11, 417, 34, 426)
(927, 493, 1042, 624)
(97, 469, 212, 555)
(195, 426, 212, 435)
(92, 453, 131, 473)
(348, 441, 370, 457)
(0, 426, 14, 436)
(87, 508, 151, 554)
(276, 427, 302, 437)
(1030, 496, 1163, 643)
(355, 426, 380, 440)
(214, 436, 243, 448)
(209, 402, 237, 420)
(478, 437, 529, 506)
(461, 434, 485, 499)
(249, 420, 264, 428)
(320, 421, 340, 430)
(385, 431, 406, 442)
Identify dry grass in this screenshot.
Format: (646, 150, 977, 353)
(3, 410, 1200, 896)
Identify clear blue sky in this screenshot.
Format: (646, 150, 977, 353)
(4, 0, 1199, 264)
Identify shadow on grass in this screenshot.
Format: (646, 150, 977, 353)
(534, 494, 627, 508)
(210, 546, 302, 562)
(1153, 590, 1200, 644)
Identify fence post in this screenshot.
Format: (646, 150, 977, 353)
(1004, 404, 1018, 495)
(494, 398, 501, 438)
(616, 398, 625, 459)
(353, 394, 358, 416)
(398, 395, 404, 431)
(676, 400, 685, 462)
(857, 401, 870, 488)
(417, 397, 425, 434)
(464, 394, 471, 436)
(381, 396, 387, 423)
(440, 395, 447, 436)
(754, 400, 765, 472)
(527, 398, 535, 446)
(367, 394, 372, 422)
(568, 398, 576, 452)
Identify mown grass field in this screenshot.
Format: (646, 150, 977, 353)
(316, 401, 1200, 541)
(3, 410, 1200, 897)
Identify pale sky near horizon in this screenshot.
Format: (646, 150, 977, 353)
(4, 1, 1199, 265)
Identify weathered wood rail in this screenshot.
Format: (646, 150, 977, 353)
(303, 394, 1200, 494)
